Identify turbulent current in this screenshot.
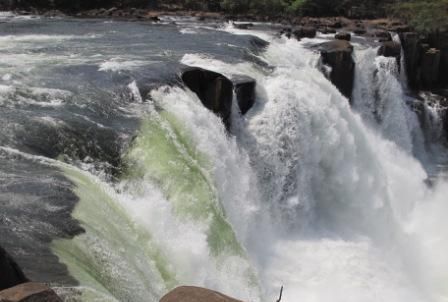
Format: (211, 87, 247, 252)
(1, 12, 448, 302)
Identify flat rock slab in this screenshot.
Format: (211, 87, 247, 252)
(160, 286, 244, 302)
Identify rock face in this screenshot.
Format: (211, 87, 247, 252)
(160, 286, 243, 302)
(335, 32, 351, 41)
(378, 41, 401, 58)
(400, 32, 420, 88)
(232, 76, 256, 115)
(421, 48, 441, 89)
(293, 26, 317, 40)
(0, 283, 62, 302)
(319, 40, 355, 100)
(181, 67, 233, 129)
(0, 247, 28, 291)
(429, 31, 448, 88)
(399, 31, 447, 90)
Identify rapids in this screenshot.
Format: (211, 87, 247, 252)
(1, 12, 448, 302)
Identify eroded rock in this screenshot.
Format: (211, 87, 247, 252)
(319, 40, 355, 100)
(232, 75, 256, 115)
(181, 67, 233, 129)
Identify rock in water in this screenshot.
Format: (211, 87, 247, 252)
(232, 75, 256, 115)
(160, 286, 244, 302)
(335, 32, 351, 41)
(319, 40, 355, 100)
(0, 282, 62, 302)
(293, 26, 317, 40)
(0, 247, 28, 291)
(181, 67, 233, 129)
(378, 41, 401, 58)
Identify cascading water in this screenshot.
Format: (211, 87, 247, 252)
(1, 14, 448, 302)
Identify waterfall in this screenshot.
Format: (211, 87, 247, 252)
(2, 19, 448, 302)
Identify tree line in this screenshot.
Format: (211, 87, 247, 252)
(2, 0, 447, 32)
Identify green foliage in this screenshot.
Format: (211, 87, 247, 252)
(392, 0, 448, 32)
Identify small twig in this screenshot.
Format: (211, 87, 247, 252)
(275, 286, 283, 302)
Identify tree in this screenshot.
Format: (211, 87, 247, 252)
(392, 0, 448, 32)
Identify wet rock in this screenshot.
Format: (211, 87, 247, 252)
(353, 28, 366, 35)
(319, 27, 336, 34)
(373, 30, 392, 42)
(0, 247, 28, 291)
(319, 40, 355, 100)
(378, 41, 401, 58)
(0, 282, 62, 302)
(421, 48, 441, 89)
(280, 27, 292, 38)
(181, 67, 233, 129)
(233, 23, 253, 30)
(400, 32, 420, 89)
(335, 32, 351, 41)
(293, 26, 317, 40)
(160, 286, 243, 302)
(232, 75, 256, 115)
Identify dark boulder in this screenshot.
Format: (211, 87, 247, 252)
(353, 28, 366, 35)
(233, 23, 254, 30)
(0, 282, 62, 302)
(293, 26, 317, 40)
(181, 67, 233, 129)
(421, 48, 441, 90)
(319, 40, 355, 100)
(378, 41, 401, 58)
(335, 32, 351, 41)
(373, 30, 392, 42)
(0, 247, 28, 291)
(232, 76, 256, 115)
(280, 27, 292, 39)
(400, 32, 420, 88)
(160, 286, 243, 302)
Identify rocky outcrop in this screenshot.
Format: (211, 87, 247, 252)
(428, 31, 448, 88)
(0, 283, 62, 302)
(319, 40, 355, 100)
(421, 48, 441, 89)
(378, 41, 401, 68)
(181, 67, 233, 129)
(399, 31, 447, 90)
(400, 32, 420, 88)
(293, 26, 317, 40)
(160, 286, 243, 302)
(232, 76, 256, 115)
(181, 68, 257, 127)
(378, 41, 401, 58)
(335, 32, 351, 41)
(0, 247, 28, 291)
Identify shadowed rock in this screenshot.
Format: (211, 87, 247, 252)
(335, 32, 351, 41)
(160, 286, 243, 302)
(319, 40, 355, 100)
(378, 41, 401, 58)
(181, 67, 233, 129)
(421, 48, 441, 89)
(0, 247, 28, 291)
(232, 75, 256, 115)
(0, 282, 62, 302)
(293, 26, 317, 40)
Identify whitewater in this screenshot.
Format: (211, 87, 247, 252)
(0, 14, 447, 302)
